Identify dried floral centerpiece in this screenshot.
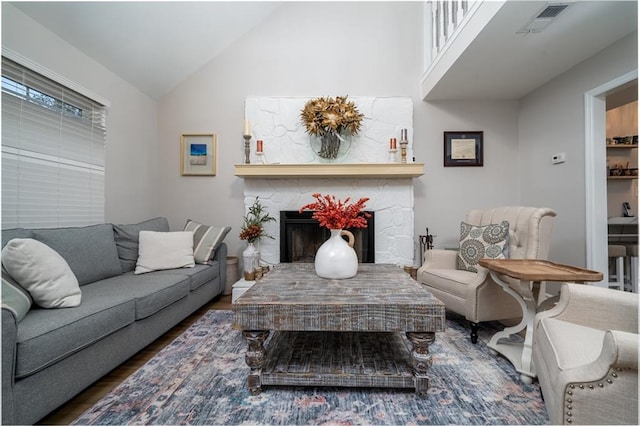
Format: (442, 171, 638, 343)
(300, 96, 364, 160)
(299, 193, 371, 230)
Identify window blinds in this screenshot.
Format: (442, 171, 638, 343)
(1, 57, 107, 228)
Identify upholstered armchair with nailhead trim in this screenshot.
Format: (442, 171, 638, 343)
(533, 283, 638, 425)
(417, 206, 557, 343)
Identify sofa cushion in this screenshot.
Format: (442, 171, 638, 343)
(418, 268, 481, 299)
(536, 317, 605, 389)
(457, 221, 509, 272)
(2, 238, 81, 308)
(14, 271, 192, 379)
(15, 286, 136, 379)
(100, 272, 190, 320)
(32, 224, 122, 286)
(150, 263, 220, 291)
(1, 228, 33, 248)
(113, 217, 170, 272)
(134, 231, 195, 274)
(2, 268, 32, 322)
(183, 219, 231, 264)
(187, 262, 220, 290)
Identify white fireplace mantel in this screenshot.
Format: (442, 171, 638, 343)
(234, 163, 424, 179)
(243, 96, 418, 266)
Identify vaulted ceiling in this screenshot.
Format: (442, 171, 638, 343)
(10, 1, 638, 101)
(11, 1, 281, 99)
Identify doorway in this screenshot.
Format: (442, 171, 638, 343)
(584, 70, 638, 287)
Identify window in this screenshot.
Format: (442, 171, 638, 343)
(2, 57, 107, 228)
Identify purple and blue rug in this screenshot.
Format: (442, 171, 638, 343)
(72, 310, 548, 425)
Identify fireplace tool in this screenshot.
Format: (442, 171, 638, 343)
(418, 228, 435, 265)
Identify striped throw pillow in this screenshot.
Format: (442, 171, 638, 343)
(1, 267, 32, 322)
(184, 220, 231, 264)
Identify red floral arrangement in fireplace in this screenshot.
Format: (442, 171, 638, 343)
(299, 193, 371, 230)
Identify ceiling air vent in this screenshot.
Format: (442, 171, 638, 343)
(536, 4, 569, 19)
(517, 3, 570, 34)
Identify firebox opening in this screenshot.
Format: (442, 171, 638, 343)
(280, 210, 375, 263)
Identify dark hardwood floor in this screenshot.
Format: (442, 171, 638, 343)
(38, 294, 233, 425)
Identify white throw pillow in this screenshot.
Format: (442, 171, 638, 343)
(1, 238, 81, 308)
(134, 231, 195, 274)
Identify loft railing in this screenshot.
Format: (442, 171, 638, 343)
(422, 1, 502, 99)
(427, 0, 479, 66)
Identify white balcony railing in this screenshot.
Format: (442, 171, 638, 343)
(422, 1, 503, 99)
(429, 0, 473, 64)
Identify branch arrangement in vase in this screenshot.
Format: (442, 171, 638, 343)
(239, 196, 276, 243)
(299, 193, 370, 230)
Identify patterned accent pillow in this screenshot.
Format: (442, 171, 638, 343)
(184, 219, 231, 264)
(1, 267, 32, 322)
(457, 221, 509, 273)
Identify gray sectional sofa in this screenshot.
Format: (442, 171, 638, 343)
(1, 217, 227, 425)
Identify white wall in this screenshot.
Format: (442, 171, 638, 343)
(158, 1, 521, 260)
(1, 4, 159, 225)
(415, 99, 520, 250)
(518, 32, 638, 267)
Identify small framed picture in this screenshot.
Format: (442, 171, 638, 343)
(180, 134, 217, 176)
(444, 131, 483, 167)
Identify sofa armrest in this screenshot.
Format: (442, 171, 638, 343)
(535, 283, 639, 333)
(2, 308, 17, 424)
(419, 249, 458, 270)
(558, 330, 638, 384)
(212, 242, 228, 289)
(604, 329, 639, 370)
(556, 329, 638, 425)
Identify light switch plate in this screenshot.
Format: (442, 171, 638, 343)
(552, 152, 566, 164)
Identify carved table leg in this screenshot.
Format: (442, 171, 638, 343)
(486, 272, 538, 382)
(406, 331, 436, 397)
(242, 330, 270, 395)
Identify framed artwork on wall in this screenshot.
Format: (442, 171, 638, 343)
(444, 131, 483, 167)
(180, 134, 217, 175)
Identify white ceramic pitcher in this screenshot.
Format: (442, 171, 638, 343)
(314, 229, 358, 279)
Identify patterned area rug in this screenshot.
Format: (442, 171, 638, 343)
(72, 310, 548, 425)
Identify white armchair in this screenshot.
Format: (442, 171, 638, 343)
(417, 206, 557, 343)
(533, 283, 638, 425)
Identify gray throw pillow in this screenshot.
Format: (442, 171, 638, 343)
(113, 217, 170, 272)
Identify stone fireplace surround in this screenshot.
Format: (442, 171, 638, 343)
(242, 97, 417, 267)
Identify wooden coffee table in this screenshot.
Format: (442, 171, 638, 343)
(232, 263, 446, 397)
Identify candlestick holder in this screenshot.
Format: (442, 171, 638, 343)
(255, 151, 266, 164)
(388, 148, 398, 163)
(243, 134, 251, 164)
(400, 141, 408, 164)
